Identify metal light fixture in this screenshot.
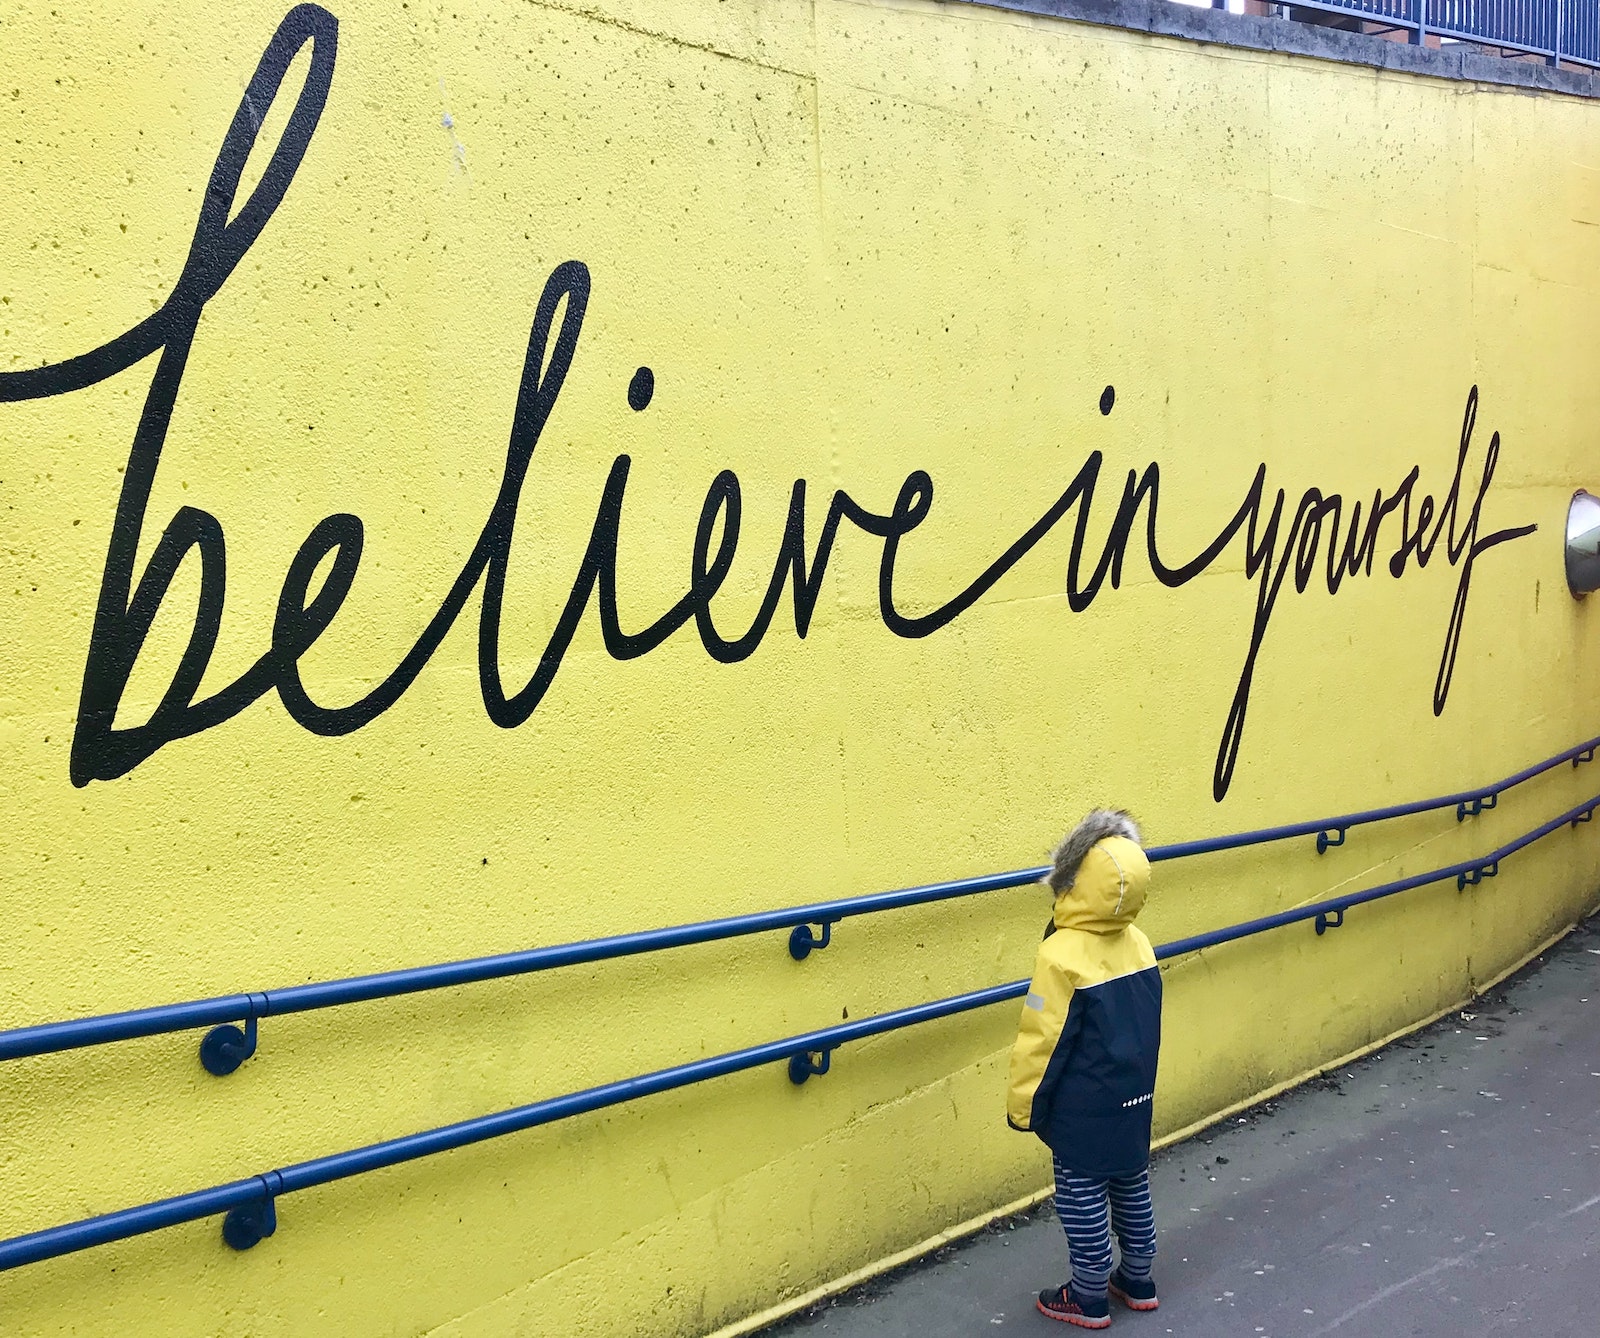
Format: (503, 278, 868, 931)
(1567, 490, 1600, 597)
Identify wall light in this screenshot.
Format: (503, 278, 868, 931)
(1567, 490, 1600, 597)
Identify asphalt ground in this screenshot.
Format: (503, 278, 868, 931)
(763, 912, 1600, 1338)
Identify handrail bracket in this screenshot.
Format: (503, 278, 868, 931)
(1457, 793, 1498, 821)
(1314, 907, 1345, 935)
(199, 995, 268, 1077)
(1457, 861, 1500, 891)
(788, 920, 838, 962)
(788, 1049, 833, 1084)
(221, 1182, 278, 1252)
(1316, 828, 1347, 855)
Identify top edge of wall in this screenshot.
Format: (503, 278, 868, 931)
(956, 0, 1600, 99)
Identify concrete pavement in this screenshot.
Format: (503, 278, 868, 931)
(763, 912, 1600, 1338)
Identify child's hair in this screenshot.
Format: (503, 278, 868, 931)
(1045, 809, 1142, 892)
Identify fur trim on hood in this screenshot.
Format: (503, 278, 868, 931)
(1046, 809, 1142, 892)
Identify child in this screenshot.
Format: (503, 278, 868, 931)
(1006, 809, 1162, 1328)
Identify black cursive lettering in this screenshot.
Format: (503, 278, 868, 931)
(0, 6, 1537, 802)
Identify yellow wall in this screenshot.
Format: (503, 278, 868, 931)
(3, 1, 1599, 1333)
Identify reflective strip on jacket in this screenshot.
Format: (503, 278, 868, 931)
(1005, 834, 1162, 1177)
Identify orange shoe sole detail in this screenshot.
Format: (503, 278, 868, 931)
(1036, 1297, 1112, 1328)
(1108, 1281, 1159, 1312)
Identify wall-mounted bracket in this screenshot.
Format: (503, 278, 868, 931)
(1574, 747, 1596, 769)
(788, 1049, 833, 1085)
(1457, 793, 1498, 821)
(1457, 861, 1499, 891)
(221, 1187, 278, 1252)
(1572, 807, 1596, 830)
(788, 920, 837, 962)
(1316, 828, 1347, 855)
(199, 994, 268, 1076)
(1314, 908, 1345, 935)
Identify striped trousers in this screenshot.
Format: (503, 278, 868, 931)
(1050, 1154, 1157, 1299)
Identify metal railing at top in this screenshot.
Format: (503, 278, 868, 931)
(0, 780, 1596, 1272)
(1214, 0, 1600, 69)
(1, 732, 1595, 1078)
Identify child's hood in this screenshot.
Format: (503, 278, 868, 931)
(1052, 836, 1150, 932)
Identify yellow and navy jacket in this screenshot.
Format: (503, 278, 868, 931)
(1006, 833, 1161, 1177)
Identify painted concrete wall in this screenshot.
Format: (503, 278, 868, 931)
(3, 1, 1598, 1334)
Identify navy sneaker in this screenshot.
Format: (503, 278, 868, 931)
(1036, 1283, 1111, 1328)
(1108, 1268, 1159, 1312)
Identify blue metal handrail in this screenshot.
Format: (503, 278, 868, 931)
(1230, 0, 1600, 69)
(0, 733, 1595, 1073)
(1, 785, 1595, 1273)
